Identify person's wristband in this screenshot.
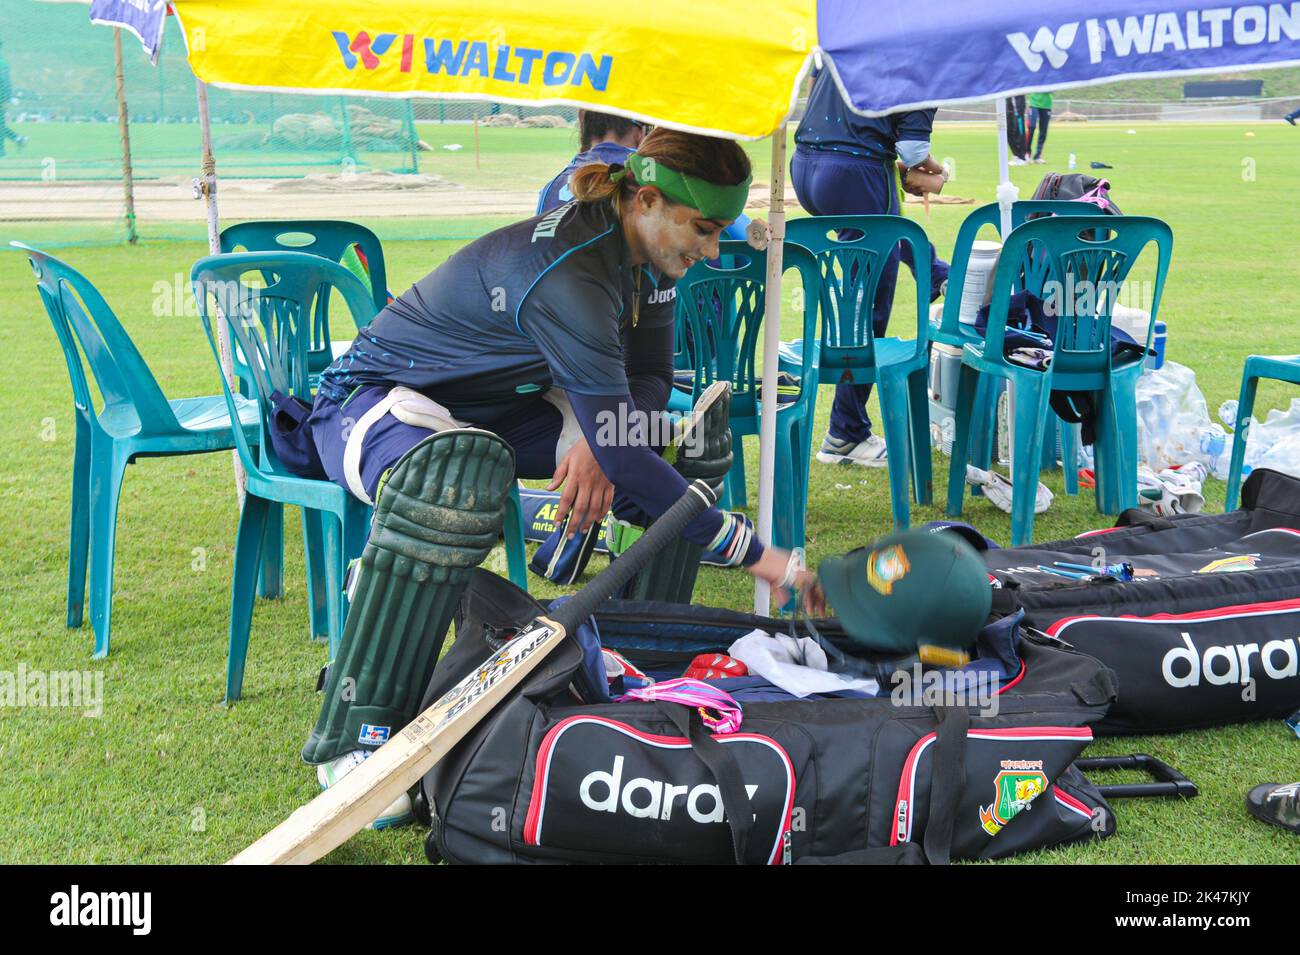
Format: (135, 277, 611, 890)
(777, 547, 805, 590)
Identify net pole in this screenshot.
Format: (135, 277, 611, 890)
(112, 28, 138, 245)
(404, 99, 419, 174)
(196, 76, 247, 503)
(754, 127, 787, 615)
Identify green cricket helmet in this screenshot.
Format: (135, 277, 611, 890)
(817, 528, 992, 655)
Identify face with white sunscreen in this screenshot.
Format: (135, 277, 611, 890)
(625, 186, 731, 280)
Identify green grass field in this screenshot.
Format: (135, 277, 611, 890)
(1, 121, 1299, 864)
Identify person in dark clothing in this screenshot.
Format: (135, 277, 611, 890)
(311, 128, 804, 593)
(1026, 92, 1052, 162)
(1006, 94, 1029, 164)
(791, 68, 950, 467)
(537, 110, 648, 213)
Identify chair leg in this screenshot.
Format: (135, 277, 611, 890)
(772, 416, 804, 551)
(1010, 380, 1052, 547)
(226, 495, 271, 704)
(504, 484, 529, 592)
(1225, 372, 1260, 512)
(970, 375, 999, 476)
(906, 367, 933, 505)
(88, 442, 128, 659)
(256, 501, 284, 600)
(728, 432, 747, 509)
(1062, 420, 1080, 496)
(338, 500, 372, 638)
(877, 375, 913, 531)
(1093, 376, 1141, 515)
(946, 365, 982, 518)
(302, 508, 329, 642)
(321, 512, 346, 659)
(66, 415, 92, 629)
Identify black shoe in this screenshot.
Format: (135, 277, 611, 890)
(1245, 781, 1300, 832)
(1287, 115, 1297, 126)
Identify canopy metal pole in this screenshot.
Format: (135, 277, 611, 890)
(994, 97, 1019, 479)
(995, 96, 1015, 235)
(196, 76, 246, 502)
(755, 126, 787, 615)
(112, 28, 139, 245)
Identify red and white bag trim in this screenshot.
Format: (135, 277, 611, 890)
(523, 715, 796, 864)
(890, 726, 1094, 845)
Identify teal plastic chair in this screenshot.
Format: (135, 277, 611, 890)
(14, 241, 261, 659)
(934, 200, 1100, 492)
(219, 220, 388, 607)
(192, 251, 379, 702)
(1224, 355, 1300, 510)
(219, 219, 388, 371)
(945, 216, 1173, 546)
(676, 241, 821, 550)
(782, 215, 936, 531)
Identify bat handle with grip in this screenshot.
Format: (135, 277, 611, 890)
(550, 479, 716, 632)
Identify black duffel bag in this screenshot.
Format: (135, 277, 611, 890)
(979, 468, 1300, 735)
(418, 571, 1118, 865)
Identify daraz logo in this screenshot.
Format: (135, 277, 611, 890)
(1008, 4, 1300, 72)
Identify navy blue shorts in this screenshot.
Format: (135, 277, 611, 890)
(309, 386, 565, 503)
(308, 386, 663, 527)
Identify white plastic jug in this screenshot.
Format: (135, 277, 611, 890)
(958, 240, 1001, 326)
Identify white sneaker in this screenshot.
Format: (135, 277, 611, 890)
(965, 465, 1053, 514)
(317, 750, 415, 830)
(1008, 157, 1027, 166)
(816, 434, 889, 467)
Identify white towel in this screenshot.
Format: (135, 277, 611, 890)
(728, 630, 879, 698)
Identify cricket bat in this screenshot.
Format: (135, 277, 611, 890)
(230, 477, 718, 864)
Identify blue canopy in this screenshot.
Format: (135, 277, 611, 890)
(819, 0, 1300, 116)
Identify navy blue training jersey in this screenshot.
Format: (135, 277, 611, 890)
(795, 69, 935, 161)
(317, 200, 677, 422)
(537, 140, 634, 215)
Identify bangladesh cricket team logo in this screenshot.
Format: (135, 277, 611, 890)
(979, 760, 1048, 836)
(866, 544, 910, 596)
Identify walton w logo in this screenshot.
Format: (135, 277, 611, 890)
(333, 31, 397, 70)
(1007, 22, 1079, 71)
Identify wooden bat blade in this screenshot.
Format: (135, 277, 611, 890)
(228, 617, 565, 865)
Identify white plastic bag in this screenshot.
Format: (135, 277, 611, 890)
(1134, 361, 1218, 472)
(1231, 397, 1300, 481)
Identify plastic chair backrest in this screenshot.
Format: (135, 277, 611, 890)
(937, 200, 1101, 341)
(676, 241, 819, 421)
(983, 215, 1172, 377)
(219, 220, 389, 315)
(784, 215, 931, 378)
(15, 241, 181, 434)
(190, 251, 379, 475)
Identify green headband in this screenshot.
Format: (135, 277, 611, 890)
(614, 152, 751, 221)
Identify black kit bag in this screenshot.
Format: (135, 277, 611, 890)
(418, 571, 1119, 865)
(978, 468, 1300, 735)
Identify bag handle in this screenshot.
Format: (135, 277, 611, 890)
(658, 702, 755, 865)
(1115, 508, 1175, 531)
(921, 705, 970, 865)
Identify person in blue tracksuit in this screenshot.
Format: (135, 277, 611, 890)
(791, 68, 951, 467)
(309, 127, 806, 596)
(1286, 105, 1300, 125)
(540, 110, 752, 241)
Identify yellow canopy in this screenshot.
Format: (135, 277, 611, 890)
(169, 0, 817, 139)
